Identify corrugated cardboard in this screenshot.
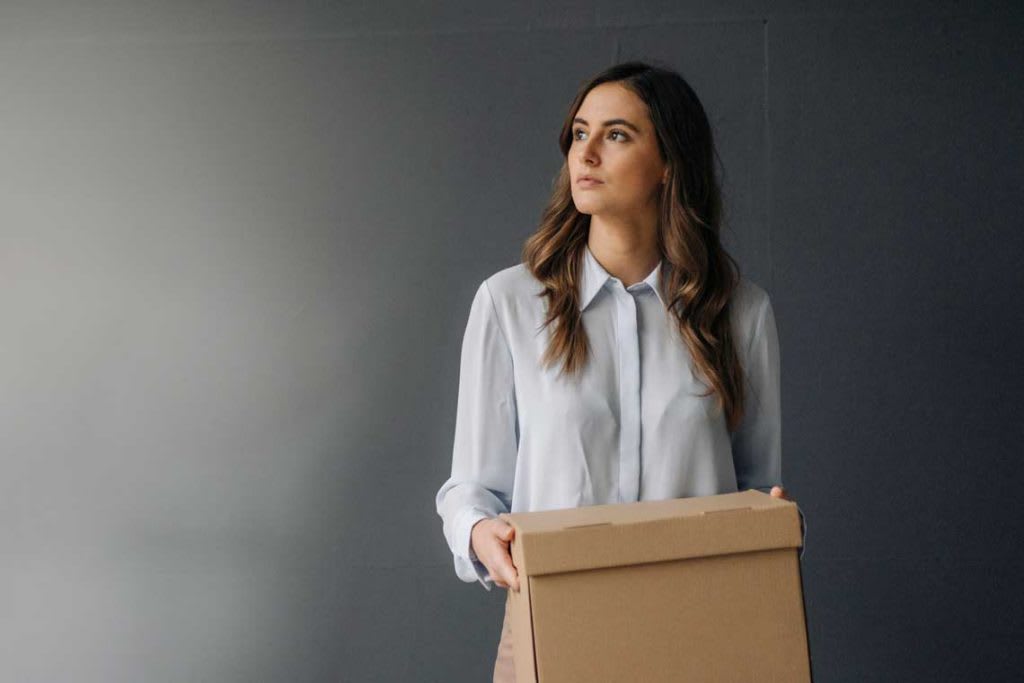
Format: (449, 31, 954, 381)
(498, 488, 811, 682)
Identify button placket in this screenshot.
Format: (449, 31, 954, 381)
(615, 281, 642, 503)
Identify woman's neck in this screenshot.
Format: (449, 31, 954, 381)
(587, 216, 660, 287)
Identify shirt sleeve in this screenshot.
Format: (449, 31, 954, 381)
(730, 293, 807, 560)
(435, 279, 519, 590)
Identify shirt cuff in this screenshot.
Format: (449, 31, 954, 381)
(456, 507, 496, 591)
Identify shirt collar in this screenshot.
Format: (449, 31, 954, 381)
(579, 244, 666, 311)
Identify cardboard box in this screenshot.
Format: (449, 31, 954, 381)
(498, 488, 810, 682)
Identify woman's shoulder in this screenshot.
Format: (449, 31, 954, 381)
(730, 277, 774, 344)
(732, 277, 771, 313)
(480, 262, 544, 306)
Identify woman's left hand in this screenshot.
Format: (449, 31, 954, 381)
(770, 485, 795, 503)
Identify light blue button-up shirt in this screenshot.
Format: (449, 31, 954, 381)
(436, 245, 806, 590)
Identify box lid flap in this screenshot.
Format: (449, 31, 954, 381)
(499, 489, 801, 577)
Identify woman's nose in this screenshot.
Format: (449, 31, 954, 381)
(580, 141, 599, 165)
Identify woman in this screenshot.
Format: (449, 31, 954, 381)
(434, 60, 806, 683)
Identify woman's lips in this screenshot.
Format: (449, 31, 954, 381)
(577, 178, 604, 188)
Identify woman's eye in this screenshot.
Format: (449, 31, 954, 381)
(573, 128, 628, 142)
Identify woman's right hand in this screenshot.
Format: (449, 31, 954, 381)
(470, 517, 520, 592)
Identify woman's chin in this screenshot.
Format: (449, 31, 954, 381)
(572, 199, 605, 215)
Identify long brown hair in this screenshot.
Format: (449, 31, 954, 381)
(522, 60, 747, 432)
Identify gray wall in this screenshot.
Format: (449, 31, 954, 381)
(2, 2, 1021, 681)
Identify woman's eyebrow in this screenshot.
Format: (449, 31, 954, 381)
(573, 117, 641, 133)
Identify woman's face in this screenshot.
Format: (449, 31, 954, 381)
(569, 82, 668, 219)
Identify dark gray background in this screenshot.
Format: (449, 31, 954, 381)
(2, 1, 1021, 681)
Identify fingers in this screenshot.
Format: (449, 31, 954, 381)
(770, 486, 795, 503)
(495, 524, 520, 591)
(500, 557, 520, 592)
(490, 566, 517, 591)
(486, 563, 519, 591)
(473, 520, 516, 589)
(484, 521, 520, 592)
